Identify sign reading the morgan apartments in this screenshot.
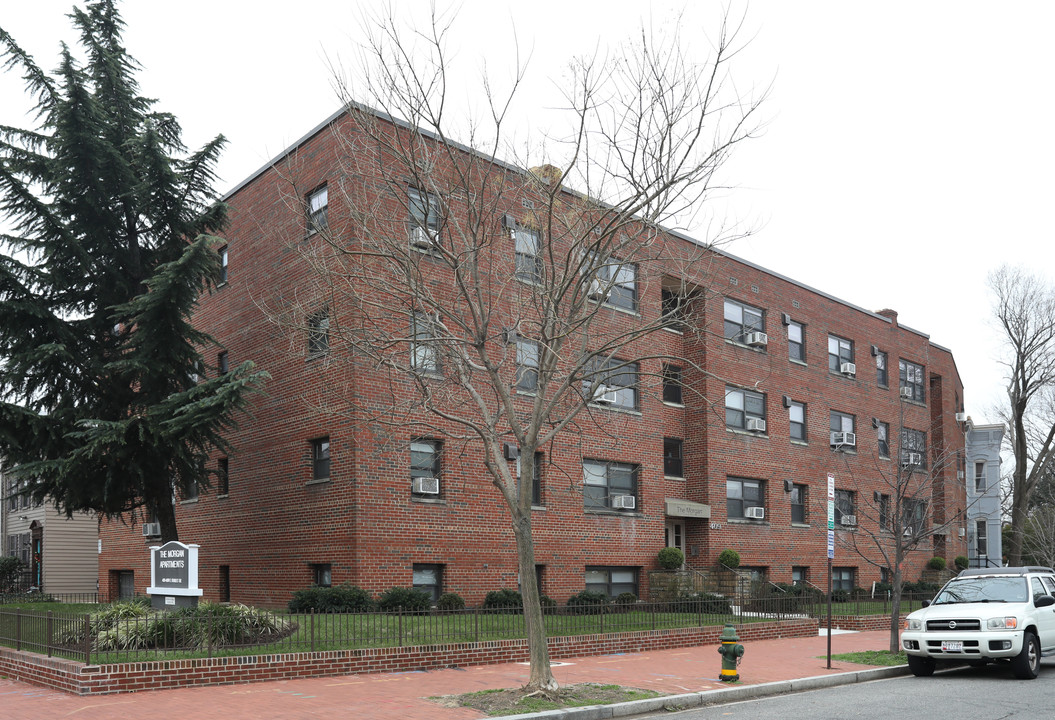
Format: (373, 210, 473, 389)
(147, 540, 202, 608)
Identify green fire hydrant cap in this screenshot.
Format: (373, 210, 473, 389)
(719, 623, 740, 642)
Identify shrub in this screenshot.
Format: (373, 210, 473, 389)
(566, 590, 610, 614)
(679, 592, 732, 615)
(482, 588, 523, 611)
(954, 555, 969, 571)
(718, 548, 740, 569)
(927, 557, 947, 571)
(437, 592, 465, 612)
(540, 595, 557, 609)
(656, 547, 685, 570)
(0, 556, 25, 592)
(614, 592, 638, 611)
(288, 583, 373, 613)
(377, 587, 432, 612)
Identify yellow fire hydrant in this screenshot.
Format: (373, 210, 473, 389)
(717, 623, 744, 682)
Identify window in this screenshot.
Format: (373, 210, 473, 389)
(877, 421, 890, 458)
(789, 401, 806, 442)
(585, 358, 638, 410)
(311, 437, 331, 481)
(725, 386, 766, 430)
(792, 567, 807, 585)
(517, 451, 543, 506)
(583, 460, 638, 511)
(306, 184, 328, 234)
(588, 255, 638, 312)
(661, 289, 688, 331)
(218, 351, 229, 375)
(899, 359, 926, 402)
(217, 457, 229, 496)
(514, 226, 543, 283)
(901, 428, 927, 468)
(879, 493, 891, 530)
(723, 299, 764, 343)
(312, 563, 332, 588)
(904, 498, 927, 529)
(413, 563, 443, 604)
(410, 313, 439, 372)
(308, 310, 330, 357)
(516, 338, 539, 392)
(218, 245, 229, 285)
(876, 349, 888, 387)
(791, 484, 807, 524)
(585, 566, 638, 598)
(788, 321, 805, 362)
(727, 477, 763, 519)
(828, 335, 854, 373)
(411, 439, 441, 495)
(974, 461, 986, 493)
(662, 364, 683, 405)
(976, 519, 988, 557)
(408, 187, 441, 237)
(832, 567, 855, 592)
(835, 489, 855, 525)
(664, 438, 684, 478)
(830, 411, 855, 441)
(181, 477, 198, 502)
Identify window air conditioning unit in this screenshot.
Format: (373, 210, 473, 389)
(744, 331, 769, 347)
(745, 506, 765, 520)
(903, 526, 913, 537)
(745, 417, 767, 433)
(838, 362, 855, 376)
(410, 225, 433, 249)
(841, 515, 858, 527)
(593, 384, 618, 404)
(611, 494, 636, 509)
(142, 522, 161, 538)
(958, 527, 966, 537)
(830, 431, 856, 448)
(955, 412, 967, 422)
(899, 386, 914, 400)
(901, 452, 922, 466)
(412, 477, 440, 495)
(586, 278, 609, 301)
(957, 470, 965, 480)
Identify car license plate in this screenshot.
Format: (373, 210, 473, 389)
(942, 641, 963, 652)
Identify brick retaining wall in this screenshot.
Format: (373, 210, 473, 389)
(0, 618, 818, 695)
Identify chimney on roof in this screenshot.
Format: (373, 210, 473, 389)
(876, 308, 898, 326)
(529, 164, 563, 186)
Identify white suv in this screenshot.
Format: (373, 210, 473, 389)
(901, 566, 1055, 679)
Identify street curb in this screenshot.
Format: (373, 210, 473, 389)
(496, 666, 912, 720)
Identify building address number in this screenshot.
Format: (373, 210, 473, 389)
(710, 522, 723, 530)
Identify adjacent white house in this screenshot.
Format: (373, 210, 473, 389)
(965, 423, 1004, 568)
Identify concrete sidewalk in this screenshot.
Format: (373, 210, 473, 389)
(0, 630, 906, 720)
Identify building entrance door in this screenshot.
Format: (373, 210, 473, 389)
(664, 521, 685, 556)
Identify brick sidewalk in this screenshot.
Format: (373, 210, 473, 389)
(0, 630, 894, 720)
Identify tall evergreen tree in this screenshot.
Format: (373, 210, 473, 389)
(0, 0, 265, 541)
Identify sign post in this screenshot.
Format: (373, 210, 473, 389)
(146, 541, 202, 610)
(826, 472, 835, 669)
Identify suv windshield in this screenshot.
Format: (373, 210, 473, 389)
(932, 576, 1029, 604)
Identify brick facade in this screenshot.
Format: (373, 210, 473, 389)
(97, 108, 967, 609)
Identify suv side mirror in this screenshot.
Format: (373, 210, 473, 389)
(1035, 594, 1055, 608)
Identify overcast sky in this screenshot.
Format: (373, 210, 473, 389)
(2, 0, 1052, 422)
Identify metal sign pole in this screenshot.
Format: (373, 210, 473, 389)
(826, 473, 835, 669)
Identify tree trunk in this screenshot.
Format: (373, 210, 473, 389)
(889, 566, 902, 654)
(512, 511, 558, 693)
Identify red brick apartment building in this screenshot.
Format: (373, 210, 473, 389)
(98, 108, 967, 608)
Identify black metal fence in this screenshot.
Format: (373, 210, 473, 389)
(0, 592, 927, 665)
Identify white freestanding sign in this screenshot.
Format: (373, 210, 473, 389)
(147, 541, 203, 609)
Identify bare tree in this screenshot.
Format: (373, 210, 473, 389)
(269, 8, 765, 694)
(1022, 505, 1055, 568)
(989, 266, 1055, 566)
(836, 399, 967, 652)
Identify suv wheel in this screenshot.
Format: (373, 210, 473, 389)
(1011, 632, 1040, 679)
(908, 655, 935, 677)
